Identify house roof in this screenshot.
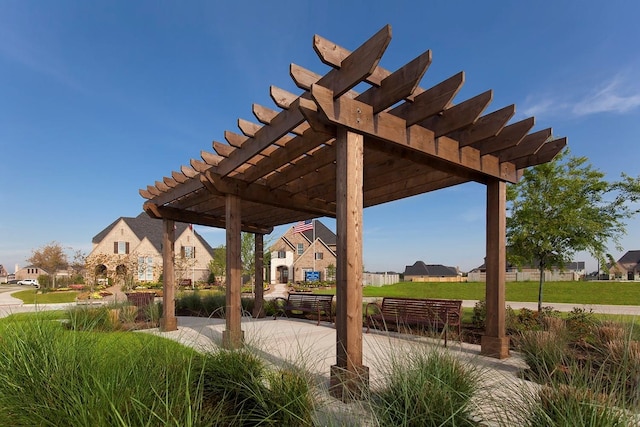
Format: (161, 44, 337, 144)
(618, 250, 640, 265)
(92, 212, 215, 255)
(302, 220, 336, 246)
(404, 261, 458, 277)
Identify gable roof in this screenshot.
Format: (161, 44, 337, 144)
(404, 261, 458, 277)
(92, 212, 215, 255)
(301, 220, 336, 246)
(618, 250, 640, 265)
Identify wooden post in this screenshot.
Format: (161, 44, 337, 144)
(252, 233, 265, 318)
(330, 128, 369, 401)
(223, 193, 244, 349)
(160, 219, 177, 331)
(481, 178, 509, 358)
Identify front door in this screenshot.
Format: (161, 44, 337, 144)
(278, 266, 289, 284)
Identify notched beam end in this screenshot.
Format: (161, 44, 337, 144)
(313, 33, 343, 69)
(201, 150, 223, 166)
(139, 189, 153, 199)
(252, 104, 279, 125)
(270, 86, 297, 109)
(181, 165, 198, 178)
(238, 118, 262, 137)
(190, 158, 210, 173)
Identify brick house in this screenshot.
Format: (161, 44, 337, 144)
(269, 220, 337, 284)
(0, 264, 9, 283)
(609, 250, 640, 281)
(403, 261, 462, 282)
(89, 212, 215, 286)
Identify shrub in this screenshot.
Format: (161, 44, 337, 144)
(198, 350, 316, 425)
(516, 329, 568, 382)
(566, 307, 599, 342)
(372, 349, 480, 426)
(67, 305, 114, 331)
(471, 299, 486, 328)
(0, 317, 204, 426)
(525, 382, 631, 426)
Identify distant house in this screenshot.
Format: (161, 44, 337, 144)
(403, 261, 462, 282)
(0, 264, 8, 283)
(89, 213, 215, 286)
(609, 250, 640, 281)
(269, 220, 337, 284)
(467, 259, 585, 282)
(14, 265, 49, 282)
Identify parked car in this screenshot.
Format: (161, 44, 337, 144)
(17, 279, 40, 288)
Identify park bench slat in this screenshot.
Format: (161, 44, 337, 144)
(273, 293, 334, 325)
(366, 297, 462, 346)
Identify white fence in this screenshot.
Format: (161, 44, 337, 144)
(363, 272, 400, 287)
(467, 270, 580, 282)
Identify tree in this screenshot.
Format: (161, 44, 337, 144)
(28, 241, 69, 289)
(507, 149, 640, 312)
(69, 249, 86, 282)
(241, 233, 255, 280)
(208, 245, 226, 285)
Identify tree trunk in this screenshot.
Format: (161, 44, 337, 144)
(537, 261, 545, 313)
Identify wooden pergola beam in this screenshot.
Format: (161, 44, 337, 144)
(355, 50, 432, 113)
(144, 202, 273, 234)
(419, 90, 493, 137)
(473, 117, 535, 156)
(311, 84, 518, 183)
(202, 170, 337, 217)
(449, 104, 515, 147)
(216, 25, 391, 178)
(499, 128, 552, 162)
(514, 137, 567, 170)
(388, 72, 465, 126)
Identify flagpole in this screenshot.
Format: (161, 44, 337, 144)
(312, 219, 316, 274)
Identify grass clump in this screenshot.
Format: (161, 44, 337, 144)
(515, 313, 640, 425)
(0, 313, 317, 426)
(199, 350, 316, 426)
(0, 316, 202, 426)
(371, 349, 481, 426)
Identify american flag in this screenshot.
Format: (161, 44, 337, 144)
(294, 220, 314, 233)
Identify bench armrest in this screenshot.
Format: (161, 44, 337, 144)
(365, 302, 381, 316)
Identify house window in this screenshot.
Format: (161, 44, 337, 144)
(114, 241, 129, 254)
(297, 243, 304, 255)
(137, 257, 153, 281)
(315, 252, 323, 260)
(277, 251, 286, 259)
(182, 246, 196, 259)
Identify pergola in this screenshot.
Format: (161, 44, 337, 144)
(140, 25, 565, 400)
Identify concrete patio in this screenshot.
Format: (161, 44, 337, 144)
(142, 315, 535, 425)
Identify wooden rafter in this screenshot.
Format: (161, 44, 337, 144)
(141, 24, 565, 232)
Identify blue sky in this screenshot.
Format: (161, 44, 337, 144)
(1, 1, 639, 274)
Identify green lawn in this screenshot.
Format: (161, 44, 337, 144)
(11, 289, 79, 304)
(351, 281, 640, 306)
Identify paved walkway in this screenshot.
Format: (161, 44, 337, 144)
(143, 315, 533, 425)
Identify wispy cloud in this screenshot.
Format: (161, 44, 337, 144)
(0, 24, 85, 93)
(521, 73, 640, 119)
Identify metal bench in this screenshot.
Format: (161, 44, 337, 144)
(273, 293, 334, 326)
(365, 297, 462, 346)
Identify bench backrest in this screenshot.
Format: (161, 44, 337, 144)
(380, 297, 461, 324)
(287, 293, 333, 310)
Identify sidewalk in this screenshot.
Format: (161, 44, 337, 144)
(143, 316, 532, 425)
